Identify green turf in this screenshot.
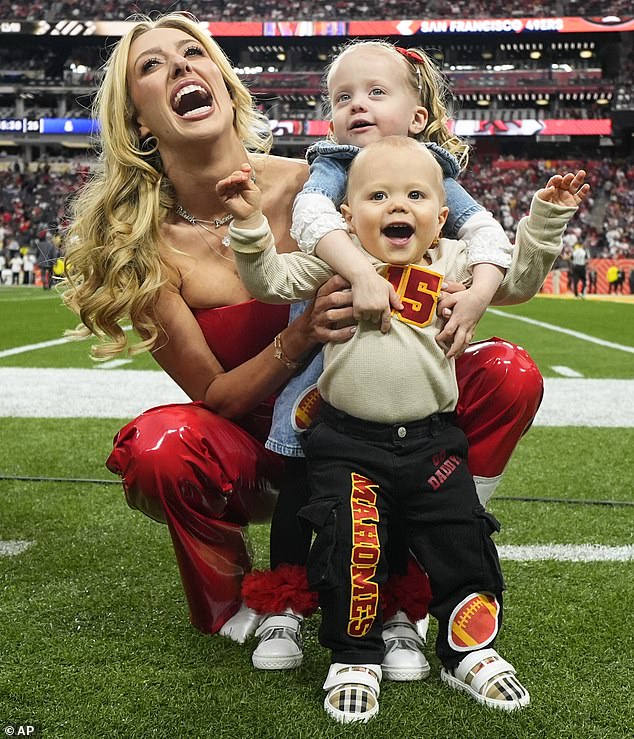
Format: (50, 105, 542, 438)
(1, 289, 633, 737)
(475, 297, 634, 378)
(1, 453, 633, 738)
(0, 286, 156, 369)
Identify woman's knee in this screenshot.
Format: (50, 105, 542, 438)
(458, 337, 543, 413)
(106, 403, 248, 519)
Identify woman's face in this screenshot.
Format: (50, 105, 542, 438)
(127, 26, 235, 148)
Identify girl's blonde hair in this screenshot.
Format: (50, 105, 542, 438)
(324, 40, 468, 170)
(62, 12, 272, 359)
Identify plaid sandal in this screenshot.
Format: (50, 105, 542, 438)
(441, 648, 530, 711)
(323, 663, 382, 723)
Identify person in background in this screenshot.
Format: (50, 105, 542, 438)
(606, 264, 619, 294)
(9, 251, 23, 285)
(586, 266, 598, 294)
(36, 232, 59, 289)
(571, 241, 590, 298)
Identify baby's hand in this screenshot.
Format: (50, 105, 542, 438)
(351, 271, 403, 334)
(539, 170, 590, 208)
(216, 163, 262, 225)
(435, 285, 489, 358)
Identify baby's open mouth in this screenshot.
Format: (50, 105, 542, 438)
(383, 223, 414, 240)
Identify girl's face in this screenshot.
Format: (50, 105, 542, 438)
(127, 27, 235, 148)
(327, 46, 428, 147)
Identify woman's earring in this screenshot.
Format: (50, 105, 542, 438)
(140, 135, 162, 172)
(140, 134, 159, 154)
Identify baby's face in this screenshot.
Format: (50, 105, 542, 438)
(327, 46, 427, 147)
(342, 142, 448, 266)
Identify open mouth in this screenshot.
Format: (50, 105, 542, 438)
(383, 223, 414, 243)
(349, 119, 374, 131)
(172, 84, 212, 118)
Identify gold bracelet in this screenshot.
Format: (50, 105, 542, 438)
(273, 332, 302, 371)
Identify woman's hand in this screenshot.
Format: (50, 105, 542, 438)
(286, 274, 356, 354)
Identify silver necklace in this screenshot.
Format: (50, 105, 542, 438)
(175, 204, 234, 230)
(176, 204, 233, 252)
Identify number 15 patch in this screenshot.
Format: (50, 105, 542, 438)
(384, 264, 443, 328)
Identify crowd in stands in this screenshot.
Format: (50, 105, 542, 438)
(0, 0, 633, 22)
(1, 153, 632, 289)
(460, 156, 634, 261)
(0, 159, 80, 286)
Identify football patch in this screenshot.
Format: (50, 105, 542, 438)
(291, 383, 323, 432)
(448, 592, 500, 651)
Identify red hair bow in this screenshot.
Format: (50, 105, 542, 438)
(395, 46, 426, 64)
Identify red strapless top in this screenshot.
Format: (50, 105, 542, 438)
(191, 301, 289, 442)
(192, 300, 289, 369)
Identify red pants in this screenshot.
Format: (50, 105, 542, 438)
(106, 337, 542, 634)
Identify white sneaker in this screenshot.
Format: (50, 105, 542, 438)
(381, 611, 430, 681)
(252, 610, 303, 670)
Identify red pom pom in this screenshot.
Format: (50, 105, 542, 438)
(382, 558, 432, 621)
(242, 564, 319, 616)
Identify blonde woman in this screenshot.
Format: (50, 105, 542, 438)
(63, 12, 338, 641)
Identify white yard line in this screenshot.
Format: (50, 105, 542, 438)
(487, 308, 634, 354)
(2, 368, 633, 425)
(0, 325, 132, 360)
(2, 540, 631, 561)
(0, 367, 189, 418)
(498, 544, 634, 562)
(0, 336, 76, 358)
(550, 365, 584, 378)
(0, 539, 33, 556)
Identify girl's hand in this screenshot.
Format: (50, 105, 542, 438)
(435, 285, 489, 359)
(351, 271, 403, 334)
(216, 163, 262, 225)
(539, 170, 590, 207)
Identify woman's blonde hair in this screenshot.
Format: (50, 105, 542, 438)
(324, 40, 469, 170)
(62, 12, 272, 359)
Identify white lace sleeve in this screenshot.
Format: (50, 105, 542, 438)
(291, 192, 348, 254)
(458, 210, 513, 270)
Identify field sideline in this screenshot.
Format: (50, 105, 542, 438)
(1, 288, 633, 738)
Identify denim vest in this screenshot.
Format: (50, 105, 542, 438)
(265, 140, 483, 457)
